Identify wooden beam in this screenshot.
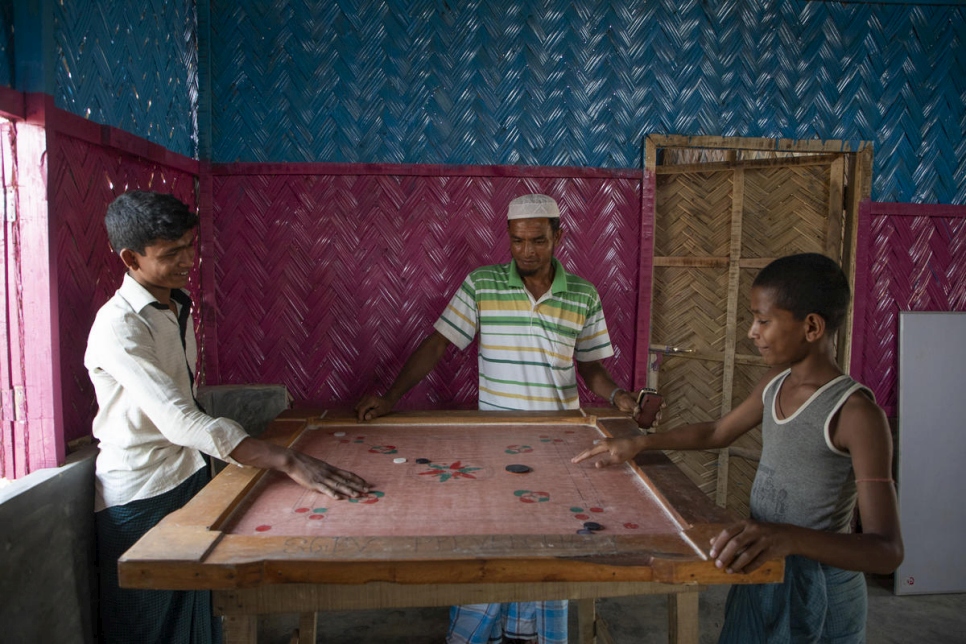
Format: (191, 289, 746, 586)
(840, 146, 873, 371)
(652, 256, 730, 268)
(656, 153, 842, 175)
(646, 134, 871, 154)
(716, 167, 745, 508)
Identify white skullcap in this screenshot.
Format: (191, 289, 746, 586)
(507, 194, 560, 220)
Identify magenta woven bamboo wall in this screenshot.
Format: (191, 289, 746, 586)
(209, 167, 642, 410)
(51, 131, 198, 445)
(851, 202, 966, 417)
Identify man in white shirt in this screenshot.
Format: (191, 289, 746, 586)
(87, 191, 369, 644)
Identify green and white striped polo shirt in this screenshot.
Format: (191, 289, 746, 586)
(433, 258, 614, 411)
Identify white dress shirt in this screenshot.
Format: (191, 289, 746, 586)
(86, 273, 249, 510)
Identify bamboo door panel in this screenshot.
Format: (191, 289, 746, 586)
(649, 145, 850, 516)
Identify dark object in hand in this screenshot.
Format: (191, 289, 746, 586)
(634, 388, 663, 429)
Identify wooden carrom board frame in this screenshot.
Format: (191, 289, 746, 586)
(119, 409, 783, 644)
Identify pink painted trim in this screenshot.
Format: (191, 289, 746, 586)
(0, 86, 25, 120)
(849, 199, 873, 380)
(26, 93, 101, 143)
(24, 92, 200, 175)
(197, 161, 219, 385)
(100, 126, 200, 175)
(16, 121, 65, 469)
(1, 121, 19, 477)
(870, 202, 966, 218)
(213, 161, 640, 180)
(633, 170, 656, 390)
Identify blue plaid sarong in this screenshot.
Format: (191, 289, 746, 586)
(446, 600, 568, 643)
(718, 555, 867, 644)
(95, 466, 221, 644)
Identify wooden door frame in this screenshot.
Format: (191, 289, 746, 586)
(644, 134, 872, 373)
(642, 134, 873, 508)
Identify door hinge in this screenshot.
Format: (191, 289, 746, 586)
(1, 387, 25, 422)
(13, 385, 25, 422)
(4, 185, 16, 222)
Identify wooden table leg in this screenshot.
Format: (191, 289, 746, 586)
(222, 614, 257, 644)
(593, 613, 616, 644)
(667, 590, 699, 644)
(576, 598, 596, 643)
(296, 612, 318, 643)
(292, 612, 319, 644)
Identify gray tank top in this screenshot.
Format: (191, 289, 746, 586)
(749, 370, 873, 533)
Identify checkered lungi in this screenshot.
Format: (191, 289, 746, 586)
(446, 600, 568, 643)
(95, 466, 220, 644)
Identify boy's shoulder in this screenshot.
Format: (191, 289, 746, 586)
(839, 382, 885, 420)
(93, 281, 148, 323)
(89, 280, 186, 342)
(830, 378, 890, 453)
(91, 286, 133, 324)
(88, 290, 145, 346)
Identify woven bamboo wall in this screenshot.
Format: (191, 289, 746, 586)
(851, 202, 966, 418)
(51, 126, 198, 445)
(208, 167, 642, 409)
(0, 3, 11, 88)
(50, 0, 198, 158)
(202, 0, 965, 205)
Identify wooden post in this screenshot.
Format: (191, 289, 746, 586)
(576, 597, 596, 643)
(222, 614, 257, 644)
(667, 591, 700, 644)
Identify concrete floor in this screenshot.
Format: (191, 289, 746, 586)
(258, 574, 966, 643)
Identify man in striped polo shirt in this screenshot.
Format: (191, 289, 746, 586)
(356, 194, 637, 644)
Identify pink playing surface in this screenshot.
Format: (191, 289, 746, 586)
(223, 423, 682, 537)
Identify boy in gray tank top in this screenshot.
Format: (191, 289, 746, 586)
(574, 253, 903, 643)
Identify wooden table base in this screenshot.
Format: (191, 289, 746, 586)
(215, 580, 704, 644)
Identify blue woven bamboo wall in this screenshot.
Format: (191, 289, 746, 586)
(0, 3, 12, 89)
(51, 0, 198, 158)
(205, 0, 965, 204)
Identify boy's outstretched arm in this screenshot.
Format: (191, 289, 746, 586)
(572, 367, 781, 468)
(354, 331, 452, 421)
(709, 392, 903, 575)
(229, 437, 370, 500)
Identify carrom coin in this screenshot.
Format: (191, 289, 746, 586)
(505, 464, 532, 474)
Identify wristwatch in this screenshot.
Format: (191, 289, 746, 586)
(608, 387, 625, 406)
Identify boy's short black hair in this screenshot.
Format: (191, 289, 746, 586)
(105, 191, 198, 254)
(753, 253, 851, 333)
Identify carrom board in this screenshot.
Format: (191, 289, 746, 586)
(119, 410, 783, 590)
(119, 410, 784, 644)
(224, 422, 682, 539)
